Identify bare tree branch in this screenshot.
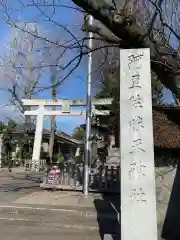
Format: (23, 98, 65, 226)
(25, 2, 85, 13)
(71, 0, 180, 99)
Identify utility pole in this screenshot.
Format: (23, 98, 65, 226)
(83, 15, 93, 197)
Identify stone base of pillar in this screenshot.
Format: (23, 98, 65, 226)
(31, 161, 40, 172)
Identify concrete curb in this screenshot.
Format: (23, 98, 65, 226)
(0, 204, 119, 221)
(0, 216, 100, 231)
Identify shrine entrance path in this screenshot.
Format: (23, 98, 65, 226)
(0, 169, 119, 239)
(0, 167, 175, 240)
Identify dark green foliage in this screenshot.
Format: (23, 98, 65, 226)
(95, 65, 164, 147)
(72, 127, 85, 141)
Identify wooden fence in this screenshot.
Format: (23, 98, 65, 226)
(41, 162, 120, 193)
(25, 159, 46, 171)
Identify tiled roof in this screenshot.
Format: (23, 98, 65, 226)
(103, 104, 180, 149)
(153, 106, 180, 148)
(10, 123, 80, 146)
(9, 104, 180, 149)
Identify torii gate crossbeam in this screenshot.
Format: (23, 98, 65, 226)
(22, 98, 112, 172)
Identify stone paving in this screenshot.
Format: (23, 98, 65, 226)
(14, 191, 102, 207)
(0, 219, 101, 240)
(0, 169, 41, 204)
(0, 169, 119, 239)
(0, 166, 177, 239)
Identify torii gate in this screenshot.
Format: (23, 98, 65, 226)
(22, 98, 112, 171)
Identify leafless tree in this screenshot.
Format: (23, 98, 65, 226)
(71, 0, 180, 104)
(0, 0, 178, 151)
(41, 39, 67, 162)
(0, 21, 70, 160)
(0, 1, 117, 91)
(0, 22, 43, 121)
(2, 0, 177, 103)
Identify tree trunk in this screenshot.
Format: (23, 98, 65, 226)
(72, 0, 180, 101)
(49, 87, 56, 163)
(115, 110, 120, 148)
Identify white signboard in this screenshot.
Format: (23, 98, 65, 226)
(120, 48, 157, 240)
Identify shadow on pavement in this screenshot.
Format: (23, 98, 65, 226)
(161, 161, 180, 240)
(94, 192, 120, 240)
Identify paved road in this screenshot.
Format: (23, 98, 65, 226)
(0, 171, 119, 239)
(0, 208, 120, 240)
(0, 221, 99, 240)
(0, 170, 41, 203)
(0, 169, 167, 239)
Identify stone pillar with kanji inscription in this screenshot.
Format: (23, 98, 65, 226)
(120, 48, 157, 240)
